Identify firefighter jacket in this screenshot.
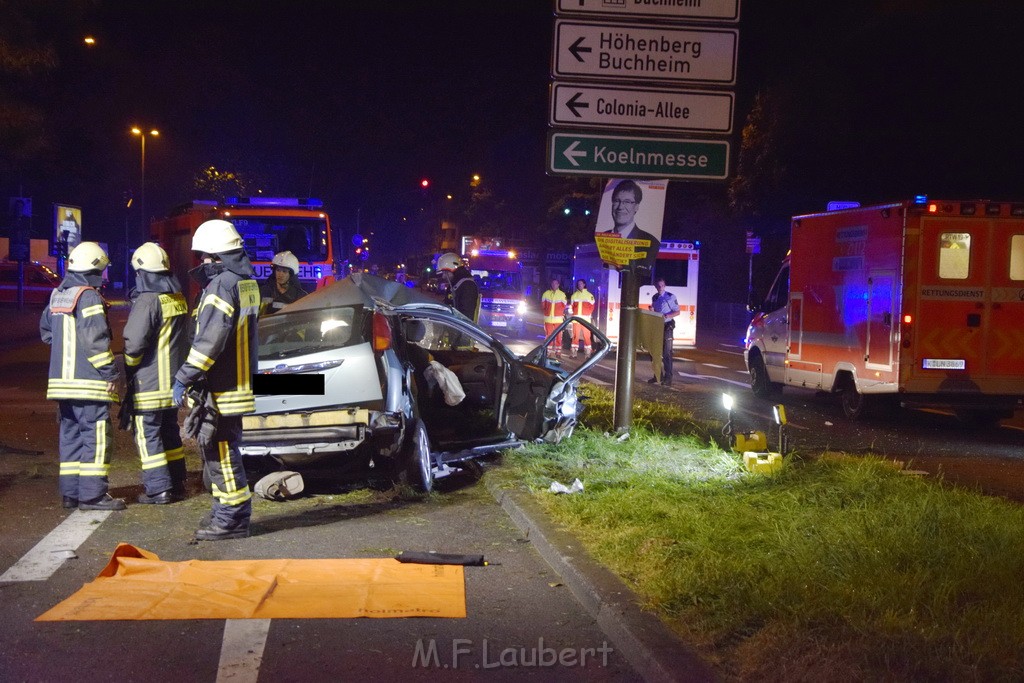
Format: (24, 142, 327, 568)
(40, 273, 118, 402)
(449, 266, 480, 322)
(123, 272, 188, 412)
(175, 254, 260, 416)
(570, 288, 596, 320)
(259, 275, 306, 315)
(541, 288, 568, 325)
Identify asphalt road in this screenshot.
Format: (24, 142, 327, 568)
(0, 307, 638, 682)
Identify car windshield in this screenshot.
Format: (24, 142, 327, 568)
(258, 305, 365, 360)
(471, 269, 522, 293)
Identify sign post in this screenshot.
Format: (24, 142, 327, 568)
(549, 2, 741, 432)
(613, 267, 641, 430)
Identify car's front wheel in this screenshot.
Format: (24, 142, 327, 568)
(397, 418, 434, 493)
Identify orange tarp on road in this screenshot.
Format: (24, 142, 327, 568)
(37, 543, 466, 621)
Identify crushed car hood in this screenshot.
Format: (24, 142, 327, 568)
(280, 272, 438, 312)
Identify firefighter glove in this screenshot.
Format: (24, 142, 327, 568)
(173, 380, 188, 408)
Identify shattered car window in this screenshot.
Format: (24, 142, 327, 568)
(258, 306, 364, 360)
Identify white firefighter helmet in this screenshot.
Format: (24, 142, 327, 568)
(131, 242, 170, 272)
(271, 250, 300, 275)
(191, 219, 243, 254)
(437, 252, 461, 273)
(67, 242, 110, 273)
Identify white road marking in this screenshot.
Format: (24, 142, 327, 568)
(718, 349, 744, 356)
(677, 371, 750, 389)
(0, 510, 111, 582)
(676, 357, 694, 362)
(217, 619, 272, 683)
(702, 363, 728, 369)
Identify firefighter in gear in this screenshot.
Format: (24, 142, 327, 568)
(259, 250, 306, 315)
(438, 252, 480, 322)
(122, 242, 189, 504)
(172, 219, 259, 540)
(40, 242, 126, 511)
(541, 277, 568, 359)
(569, 279, 596, 358)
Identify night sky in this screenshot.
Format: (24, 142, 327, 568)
(4, 1, 1024, 283)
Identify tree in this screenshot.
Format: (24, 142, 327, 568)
(191, 166, 253, 200)
(540, 176, 603, 247)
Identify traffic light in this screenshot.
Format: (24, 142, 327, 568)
(420, 179, 430, 189)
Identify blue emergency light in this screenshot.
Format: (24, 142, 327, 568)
(913, 195, 928, 204)
(225, 197, 324, 208)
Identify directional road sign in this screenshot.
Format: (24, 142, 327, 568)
(553, 20, 738, 86)
(556, 0, 740, 23)
(550, 82, 734, 134)
(548, 131, 729, 180)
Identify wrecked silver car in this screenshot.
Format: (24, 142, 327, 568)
(239, 273, 609, 492)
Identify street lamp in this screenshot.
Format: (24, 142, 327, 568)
(130, 126, 159, 244)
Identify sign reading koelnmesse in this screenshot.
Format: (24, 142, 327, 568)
(548, 132, 729, 180)
(556, 0, 740, 23)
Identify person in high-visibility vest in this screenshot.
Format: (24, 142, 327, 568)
(569, 278, 595, 358)
(40, 242, 125, 511)
(541, 277, 567, 358)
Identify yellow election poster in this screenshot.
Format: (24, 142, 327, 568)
(593, 179, 668, 271)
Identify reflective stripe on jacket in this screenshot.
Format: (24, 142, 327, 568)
(124, 292, 188, 411)
(570, 290, 595, 319)
(41, 286, 118, 402)
(175, 273, 259, 416)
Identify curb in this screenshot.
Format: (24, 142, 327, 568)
(486, 478, 716, 683)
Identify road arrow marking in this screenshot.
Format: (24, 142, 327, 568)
(568, 36, 591, 62)
(562, 140, 587, 167)
(565, 91, 589, 117)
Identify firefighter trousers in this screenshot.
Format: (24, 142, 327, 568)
(200, 416, 252, 530)
(58, 401, 113, 504)
(132, 410, 186, 495)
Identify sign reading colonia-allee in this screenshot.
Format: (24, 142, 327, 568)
(550, 82, 734, 134)
(548, 132, 729, 180)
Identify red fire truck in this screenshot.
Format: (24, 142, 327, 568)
(150, 197, 335, 301)
(744, 198, 1024, 423)
(461, 237, 528, 336)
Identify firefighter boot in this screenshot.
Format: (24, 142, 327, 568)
(195, 523, 250, 541)
(79, 494, 127, 511)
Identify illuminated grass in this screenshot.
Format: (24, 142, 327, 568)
(495, 386, 1024, 680)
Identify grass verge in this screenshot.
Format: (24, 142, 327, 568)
(491, 385, 1024, 681)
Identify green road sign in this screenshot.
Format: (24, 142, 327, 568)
(548, 131, 729, 180)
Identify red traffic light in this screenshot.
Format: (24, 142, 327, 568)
(420, 179, 430, 188)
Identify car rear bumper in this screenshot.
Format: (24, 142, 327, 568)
(239, 407, 400, 459)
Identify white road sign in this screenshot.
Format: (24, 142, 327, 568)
(556, 0, 740, 23)
(553, 20, 738, 86)
(550, 82, 733, 134)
